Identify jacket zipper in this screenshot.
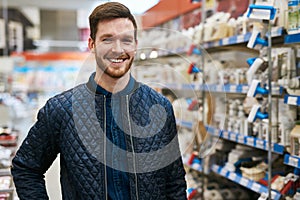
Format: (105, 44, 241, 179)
(104, 95, 108, 200)
(126, 95, 139, 200)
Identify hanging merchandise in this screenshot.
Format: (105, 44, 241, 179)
(247, 30, 268, 49)
(246, 57, 268, 85)
(247, 2, 277, 21)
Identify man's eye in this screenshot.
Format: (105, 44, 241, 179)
(122, 39, 133, 44)
(103, 38, 113, 42)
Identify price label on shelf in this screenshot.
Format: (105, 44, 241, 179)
(242, 85, 249, 93)
(212, 165, 219, 172)
(252, 182, 261, 192)
(223, 131, 229, 139)
(230, 85, 237, 93)
(228, 172, 236, 181)
(271, 191, 278, 200)
(237, 35, 245, 43)
(229, 133, 236, 141)
(256, 139, 264, 149)
(289, 156, 299, 167)
(237, 135, 244, 143)
(223, 38, 230, 45)
(247, 137, 254, 146)
(215, 129, 220, 136)
(217, 85, 223, 92)
(220, 168, 227, 177)
(287, 96, 298, 105)
(240, 177, 249, 187)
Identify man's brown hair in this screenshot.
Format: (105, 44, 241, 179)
(89, 2, 138, 41)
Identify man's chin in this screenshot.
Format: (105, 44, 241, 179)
(104, 70, 127, 79)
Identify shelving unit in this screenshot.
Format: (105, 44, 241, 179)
(171, 22, 299, 198)
(135, 1, 300, 199)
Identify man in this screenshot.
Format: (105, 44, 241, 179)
(11, 2, 187, 199)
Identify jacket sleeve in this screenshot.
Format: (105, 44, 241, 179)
(165, 103, 187, 200)
(11, 99, 60, 200)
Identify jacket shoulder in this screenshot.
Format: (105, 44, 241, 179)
(136, 84, 172, 106)
(46, 84, 87, 106)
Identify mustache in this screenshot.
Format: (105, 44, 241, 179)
(105, 54, 129, 60)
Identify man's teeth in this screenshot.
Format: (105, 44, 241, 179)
(110, 59, 124, 63)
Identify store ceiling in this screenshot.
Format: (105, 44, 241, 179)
(2, 0, 108, 11)
(2, 0, 159, 13)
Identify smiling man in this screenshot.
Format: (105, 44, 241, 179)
(11, 2, 187, 200)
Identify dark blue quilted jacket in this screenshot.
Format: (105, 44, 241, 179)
(11, 75, 187, 200)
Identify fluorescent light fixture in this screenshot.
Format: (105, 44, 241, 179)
(149, 50, 158, 59)
(140, 52, 146, 60)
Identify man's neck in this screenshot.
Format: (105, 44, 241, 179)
(94, 71, 130, 93)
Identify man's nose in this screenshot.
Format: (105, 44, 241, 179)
(112, 40, 124, 53)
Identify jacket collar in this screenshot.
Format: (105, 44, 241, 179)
(86, 72, 137, 96)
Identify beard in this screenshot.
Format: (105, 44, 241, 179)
(95, 53, 134, 79)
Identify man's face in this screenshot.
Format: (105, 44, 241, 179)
(89, 18, 137, 79)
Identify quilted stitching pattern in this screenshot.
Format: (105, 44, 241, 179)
(12, 82, 187, 200)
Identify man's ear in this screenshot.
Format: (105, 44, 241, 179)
(88, 37, 95, 52)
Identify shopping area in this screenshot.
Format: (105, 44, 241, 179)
(0, 0, 300, 199)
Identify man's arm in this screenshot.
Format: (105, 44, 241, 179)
(11, 100, 60, 199)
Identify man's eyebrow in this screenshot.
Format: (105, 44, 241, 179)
(99, 33, 134, 40)
(99, 34, 113, 39)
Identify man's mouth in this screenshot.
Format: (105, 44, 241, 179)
(108, 58, 125, 63)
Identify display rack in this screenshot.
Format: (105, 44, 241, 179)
(136, 1, 300, 199)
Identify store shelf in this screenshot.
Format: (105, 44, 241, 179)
(157, 46, 189, 57)
(200, 27, 283, 49)
(176, 120, 193, 130)
(204, 84, 249, 94)
(165, 83, 283, 96)
(165, 83, 249, 93)
(206, 126, 285, 154)
(211, 164, 281, 200)
(285, 33, 300, 44)
(284, 94, 300, 106)
(284, 154, 300, 169)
